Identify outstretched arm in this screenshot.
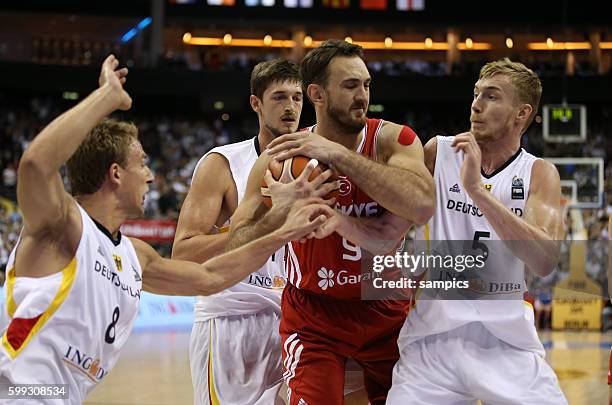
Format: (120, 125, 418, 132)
(18, 55, 130, 237)
(139, 200, 333, 296)
(15, 55, 131, 277)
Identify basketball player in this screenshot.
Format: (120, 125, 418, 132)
(227, 39, 435, 405)
(0, 55, 331, 404)
(172, 58, 330, 405)
(387, 58, 568, 404)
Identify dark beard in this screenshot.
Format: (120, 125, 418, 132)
(327, 103, 366, 134)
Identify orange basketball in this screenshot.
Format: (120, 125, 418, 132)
(261, 155, 340, 208)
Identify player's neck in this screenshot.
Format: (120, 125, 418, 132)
(314, 118, 359, 150)
(77, 193, 125, 238)
(257, 130, 275, 151)
(479, 137, 521, 175)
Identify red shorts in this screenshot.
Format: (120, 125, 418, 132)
(608, 347, 612, 385)
(280, 283, 410, 405)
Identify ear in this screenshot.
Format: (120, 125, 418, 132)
(516, 103, 533, 125)
(250, 95, 261, 113)
(307, 84, 324, 106)
(108, 163, 122, 186)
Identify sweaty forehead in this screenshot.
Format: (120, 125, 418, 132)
(328, 56, 370, 83)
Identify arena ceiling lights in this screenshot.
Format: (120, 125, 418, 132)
(182, 34, 492, 50)
(182, 33, 612, 51)
(527, 40, 612, 50)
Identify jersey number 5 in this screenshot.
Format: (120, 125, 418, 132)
(472, 231, 490, 261)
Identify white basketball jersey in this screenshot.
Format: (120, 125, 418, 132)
(401, 136, 545, 356)
(192, 137, 286, 322)
(0, 203, 142, 404)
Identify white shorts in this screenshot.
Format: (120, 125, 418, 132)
(190, 307, 284, 405)
(387, 322, 567, 405)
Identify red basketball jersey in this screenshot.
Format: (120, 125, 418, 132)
(287, 118, 391, 300)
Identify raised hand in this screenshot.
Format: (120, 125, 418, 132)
(451, 132, 483, 196)
(267, 131, 344, 166)
(263, 158, 338, 212)
(300, 209, 343, 242)
(98, 54, 132, 111)
(278, 198, 335, 242)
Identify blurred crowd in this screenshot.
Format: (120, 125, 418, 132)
(0, 200, 20, 282)
(162, 49, 603, 78)
(0, 95, 253, 220)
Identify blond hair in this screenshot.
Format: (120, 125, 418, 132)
(479, 58, 542, 130)
(67, 118, 138, 195)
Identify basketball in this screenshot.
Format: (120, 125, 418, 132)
(260, 155, 340, 208)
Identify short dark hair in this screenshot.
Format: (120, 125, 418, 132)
(67, 118, 138, 196)
(300, 39, 365, 92)
(250, 58, 301, 99)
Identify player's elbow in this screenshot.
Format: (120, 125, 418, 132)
(195, 269, 226, 296)
(367, 239, 403, 256)
(196, 284, 216, 296)
(225, 222, 251, 252)
(409, 181, 435, 225)
(412, 198, 435, 226)
(529, 252, 560, 278)
(170, 246, 188, 261)
(18, 151, 49, 181)
(531, 263, 555, 278)
(533, 241, 561, 277)
(170, 237, 192, 260)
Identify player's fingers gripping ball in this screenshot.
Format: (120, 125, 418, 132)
(261, 155, 340, 208)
